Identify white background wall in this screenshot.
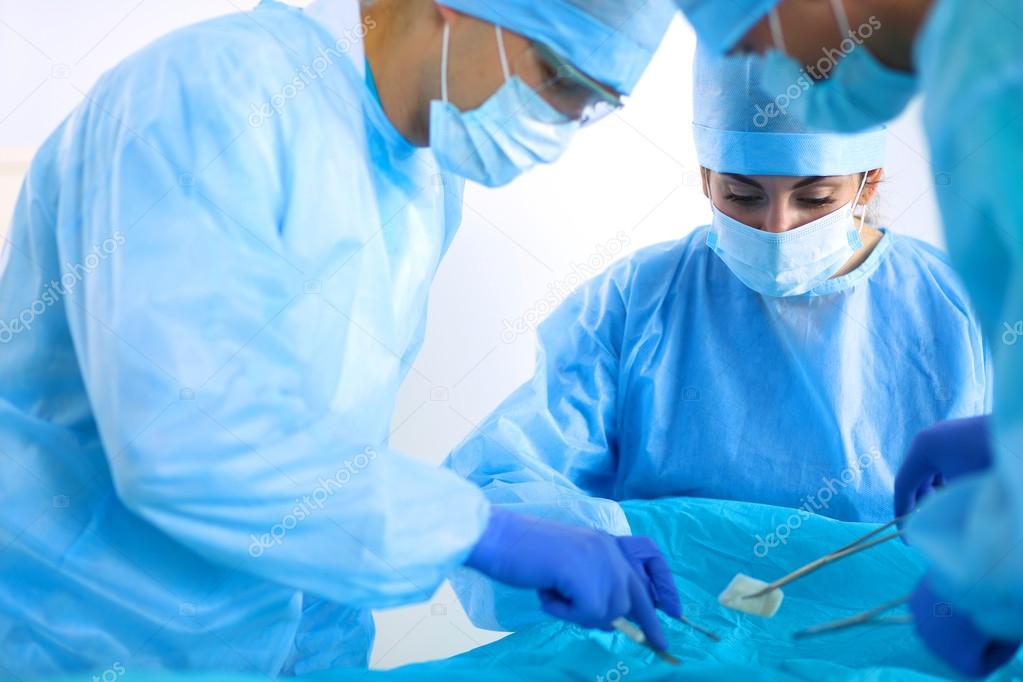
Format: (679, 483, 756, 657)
(0, 0, 943, 670)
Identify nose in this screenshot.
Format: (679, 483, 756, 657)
(760, 203, 796, 233)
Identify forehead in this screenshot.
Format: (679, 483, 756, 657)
(717, 173, 852, 189)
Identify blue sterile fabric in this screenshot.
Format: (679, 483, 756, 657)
(38, 498, 1023, 682)
(692, 44, 887, 176)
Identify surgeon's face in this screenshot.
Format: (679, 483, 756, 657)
(702, 170, 881, 233)
(438, 8, 620, 119)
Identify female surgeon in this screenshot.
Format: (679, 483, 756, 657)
(0, 0, 682, 677)
(676, 0, 1023, 674)
(444, 45, 990, 634)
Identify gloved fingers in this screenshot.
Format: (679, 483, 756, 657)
(605, 570, 632, 625)
(625, 571, 668, 652)
(981, 641, 1022, 677)
(939, 416, 994, 478)
(904, 474, 941, 522)
(894, 460, 938, 519)
(616, 535, 659, 558)
(910, 578, 1021, 678)
(615, 536, 682, 617)
(547, 559, 627, 629)
(540, 588, 596, 626)
(540, 587, 619, 631)
(896, 417, 995, 519)
(540, 591, 576, 623)
(638, 551, 682, 618)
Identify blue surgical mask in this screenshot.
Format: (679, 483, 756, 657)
(706, 175, 868, 297)
(429, 24, 580, 187)
(759, 1, 918, 132)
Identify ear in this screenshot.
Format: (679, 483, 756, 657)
(700, 167, 712, 199)
(860, 168, 884, 205)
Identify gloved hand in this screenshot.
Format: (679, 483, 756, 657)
(910, 577, 1021, 677)
(465, 507, 678, 650)
(616, 535, 683, 619)
(894, 415, 995, 519)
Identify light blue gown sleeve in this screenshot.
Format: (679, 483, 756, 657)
(59, 61, 488, 609)
(908, 74, 1023, 640)
(445, 266, 632, 630)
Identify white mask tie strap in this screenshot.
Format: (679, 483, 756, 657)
(768, 9, 787, 53)
(495, 26, 511, 81)
(441, 23, 451, 103)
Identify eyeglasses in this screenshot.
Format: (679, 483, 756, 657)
(531, 42, 624, 126)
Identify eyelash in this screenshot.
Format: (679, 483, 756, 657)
(725, 193, 762, 204)
(539, 60, 559, 83)
(724, 194, 838, 207)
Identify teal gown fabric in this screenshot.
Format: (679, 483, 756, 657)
(40, 497, 1023, 681)
(0, 0, 489, 677)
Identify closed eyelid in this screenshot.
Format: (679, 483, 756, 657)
(725, 185, 764, 197)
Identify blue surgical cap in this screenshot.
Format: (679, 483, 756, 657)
(439, 0, 676, 95)
(675, 0, 780, 53)
(693, 45, 887, 176)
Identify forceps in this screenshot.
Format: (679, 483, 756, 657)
(610, 609, 721, 665)
(611, 618, 682, 665)
(742, 514, 909, 601)
(793, 594, 913, 639)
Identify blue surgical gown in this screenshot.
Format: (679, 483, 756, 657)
(446, 227, 990, 630)
(0, 0, 488, 677)
(901, 0, 1023, 641)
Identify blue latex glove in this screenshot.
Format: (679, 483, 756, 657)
(616, 535, 683, 619)
(910, 577, 1021, 677)
(895, 416, 995, 519)
(466, 508, 677, 650)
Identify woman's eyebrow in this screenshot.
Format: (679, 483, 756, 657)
(791, 176, 829, 189)
(723, 173, 763, 189)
